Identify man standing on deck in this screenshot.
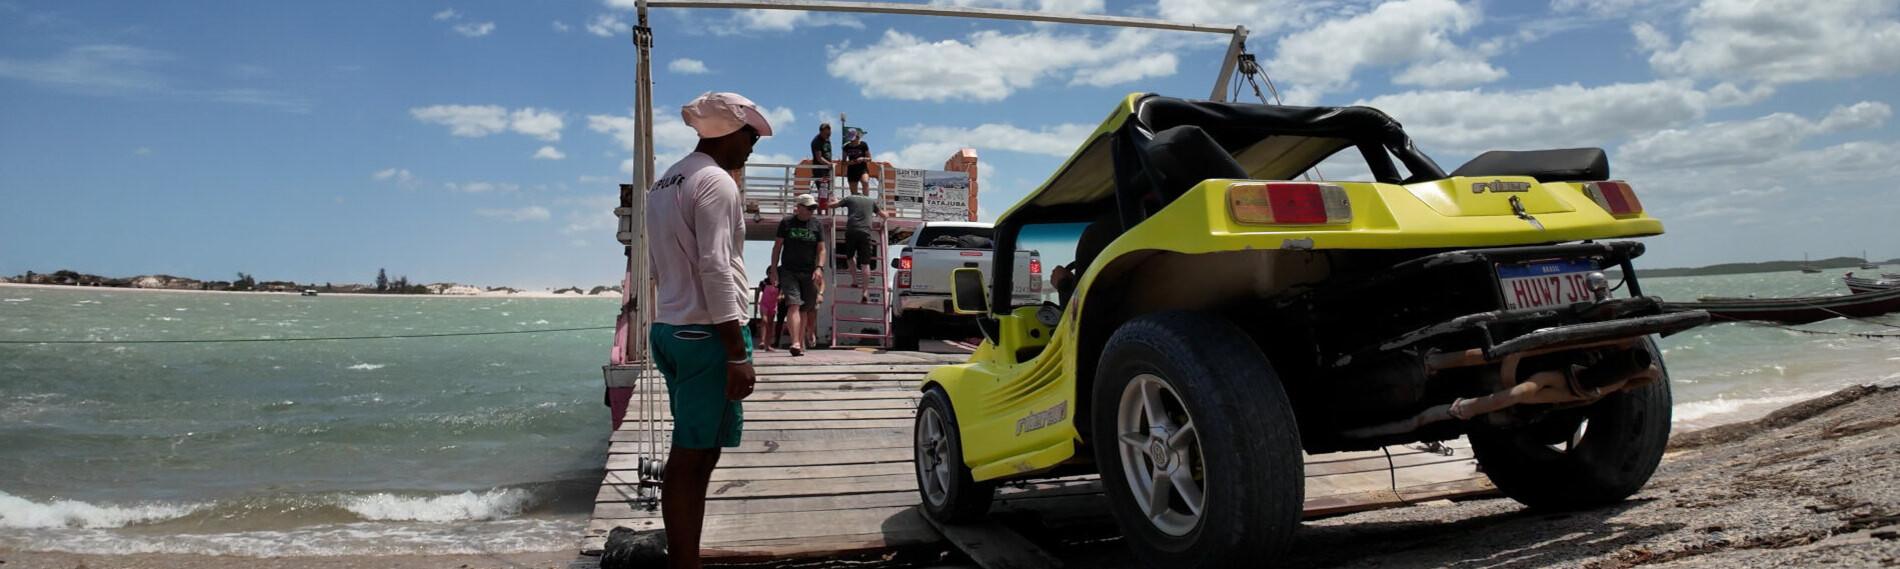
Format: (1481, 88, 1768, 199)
(646, 91, 771, 569)
(769, 193, 825, 356)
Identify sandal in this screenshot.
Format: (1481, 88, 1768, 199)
(790, 346, 805, 357)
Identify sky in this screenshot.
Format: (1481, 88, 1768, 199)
(2, 0, 1898, 289)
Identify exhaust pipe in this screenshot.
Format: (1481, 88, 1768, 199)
(1341, 348, 1659, 441)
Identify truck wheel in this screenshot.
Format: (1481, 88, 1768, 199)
(1091, 311, 1303, 568)
(1469, 338, 1672, 510)
(915, 388, 995, 523)
(892, 315, 920, 351)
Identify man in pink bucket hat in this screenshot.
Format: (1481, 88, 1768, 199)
(644, 91, 772, 568)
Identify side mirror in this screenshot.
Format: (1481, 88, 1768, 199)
(949, 268, 988, 315)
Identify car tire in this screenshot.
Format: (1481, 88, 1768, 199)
(1469, 338, 1673, 511)
(1091, 311, 1303, 568)
(915, 388, 995, 523)
(892, 314, 920, 351)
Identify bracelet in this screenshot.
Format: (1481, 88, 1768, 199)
(727, 358, 750, 365)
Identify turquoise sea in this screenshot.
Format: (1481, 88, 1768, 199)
(1, 269, 1897, 555)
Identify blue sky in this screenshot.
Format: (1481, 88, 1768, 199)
(3, 0, 1898, 289)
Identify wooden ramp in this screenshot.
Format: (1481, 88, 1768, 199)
(579, 349, 1495, 564)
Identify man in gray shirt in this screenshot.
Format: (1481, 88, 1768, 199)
(836, 190, 887, 303)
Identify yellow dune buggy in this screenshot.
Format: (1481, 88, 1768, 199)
(912, 94, 1708, 567)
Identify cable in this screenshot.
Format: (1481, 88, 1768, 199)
(1707, 314, 1900, 338)
(0, 326, 614, 345)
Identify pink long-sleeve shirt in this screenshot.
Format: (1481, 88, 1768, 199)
(646, 152, 750, 326)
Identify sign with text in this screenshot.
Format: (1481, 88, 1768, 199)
(893, 168, 924, 206)
(924, 171, 971, 221)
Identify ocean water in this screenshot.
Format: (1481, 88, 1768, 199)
(0, 288, 615, 556)
(1, 269, 1897, 556)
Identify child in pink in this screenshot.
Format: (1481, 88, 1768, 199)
(755, 278, 779, 351)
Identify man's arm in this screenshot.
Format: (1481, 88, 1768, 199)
(692, 177, 756, 398)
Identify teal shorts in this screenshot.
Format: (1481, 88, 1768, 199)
(651, 323, 750, 449)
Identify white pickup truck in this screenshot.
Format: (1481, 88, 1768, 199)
(890, 221, 1041, 350)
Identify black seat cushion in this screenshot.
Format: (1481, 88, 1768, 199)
(1140, 125, 1250, 203)
(1451, 148, 1609, 182)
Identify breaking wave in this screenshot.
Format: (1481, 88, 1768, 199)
(0, 490, 200, 529)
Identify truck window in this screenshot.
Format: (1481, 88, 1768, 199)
(916, 226, 994, 249)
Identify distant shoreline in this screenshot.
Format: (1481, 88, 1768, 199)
(0, 282, 616, 300)
(1617, 256, 1889, 278)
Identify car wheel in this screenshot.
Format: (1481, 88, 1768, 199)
(1469, 338, 1672, 510)
(892, 314, 920, 351)
(915, 388, 995, 522)
(1091, 311, 1303, 568)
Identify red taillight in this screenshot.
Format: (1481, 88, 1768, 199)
(1228, 183, 1352, 225)
(1583, 181, 1644, 216)
(1029, 258, 1042, 274)
(898, 255, 912, 270)
(896, 270, 911, 289)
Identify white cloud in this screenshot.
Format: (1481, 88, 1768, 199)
(433, 8, 459, 21)
(453, 21, 496, 37)
(133, 146, 152, 156)
(929, 0, 1106, 13)
(828, 28, 1179, 102)
(372, 167, 414, 182)
(552, 20, 571, 33)
(760, 106, 796, 131)
(1267, 0, 1502, 103)
(533, 146, 567, 160)
(1617, 102, 1892, 169)
(446, 181, 521, 193)
(411, 105, 565, 141)
(1641, 0, 1900, 85)
(668, 58, 710, 74)
(1353, 80, 1770, 156)
(587, 101, 792, 167)
(475, 206, 551, 222)
(509, 108, 565, 141)
(0, 44, 310, 111)
(892, 123, 1094, 169)
(586, 13, 628, 37)
(723, 10, 863, 34)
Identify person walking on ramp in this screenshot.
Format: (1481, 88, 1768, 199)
(645, 91, 772, 569)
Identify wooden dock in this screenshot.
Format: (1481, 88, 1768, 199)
(579, 348, 1496, 565)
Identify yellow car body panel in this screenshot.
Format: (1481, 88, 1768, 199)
(927, 94, 1665, 484)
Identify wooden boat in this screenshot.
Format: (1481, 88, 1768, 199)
(1665, 285, 1900, 324)
(1845, 274, 1898, 294)
(1860, 250, 1878, 270)
(1886, 272, 1900, 281)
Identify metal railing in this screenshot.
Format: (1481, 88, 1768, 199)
(740, 162, 925, 222)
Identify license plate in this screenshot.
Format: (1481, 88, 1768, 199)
(1497, 260, 1597, 310)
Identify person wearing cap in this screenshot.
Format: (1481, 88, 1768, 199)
(769, 193, 825, 356)
(810, 122, 834, 213)
(646, 91, 772, 568)
(842, 128, 873, 196)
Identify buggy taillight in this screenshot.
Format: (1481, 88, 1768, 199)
(1228, 183, 1352, 225)
(1584, 181, 1644, 216)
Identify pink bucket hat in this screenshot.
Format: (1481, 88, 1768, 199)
(681, 92, 774, 139)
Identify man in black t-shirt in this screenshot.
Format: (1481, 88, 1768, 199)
(836, 192, 886, 303)
(810, 123, 833, 213)
(769, 194, 826, 355)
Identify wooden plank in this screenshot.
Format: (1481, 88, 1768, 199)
(625, 381, 919, 392)
(756, 372, 930, 381)
(614, 398, 918, 411)
(582, 530, 943, 559)
(584, 505, 931, 541)
(608, 436, 910, 455)
(602, 419, 915, 430)
(615, 389, 921, 401)
(924, 515, 1062, 569)
(598, 473, 917, 502)
(605, 447, 911, 469)
(590, 490, 920, 520)
(611, 427, 908, 442)
(615, 411, 912, 424)
(751, 364, 942, 374)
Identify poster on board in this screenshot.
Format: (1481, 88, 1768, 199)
(893, 168, 924, 206)
(923, 171, 970, 221)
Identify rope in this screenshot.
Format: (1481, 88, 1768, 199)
(0, 326, 614, 345)
(1707, 314, 1900, 338)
